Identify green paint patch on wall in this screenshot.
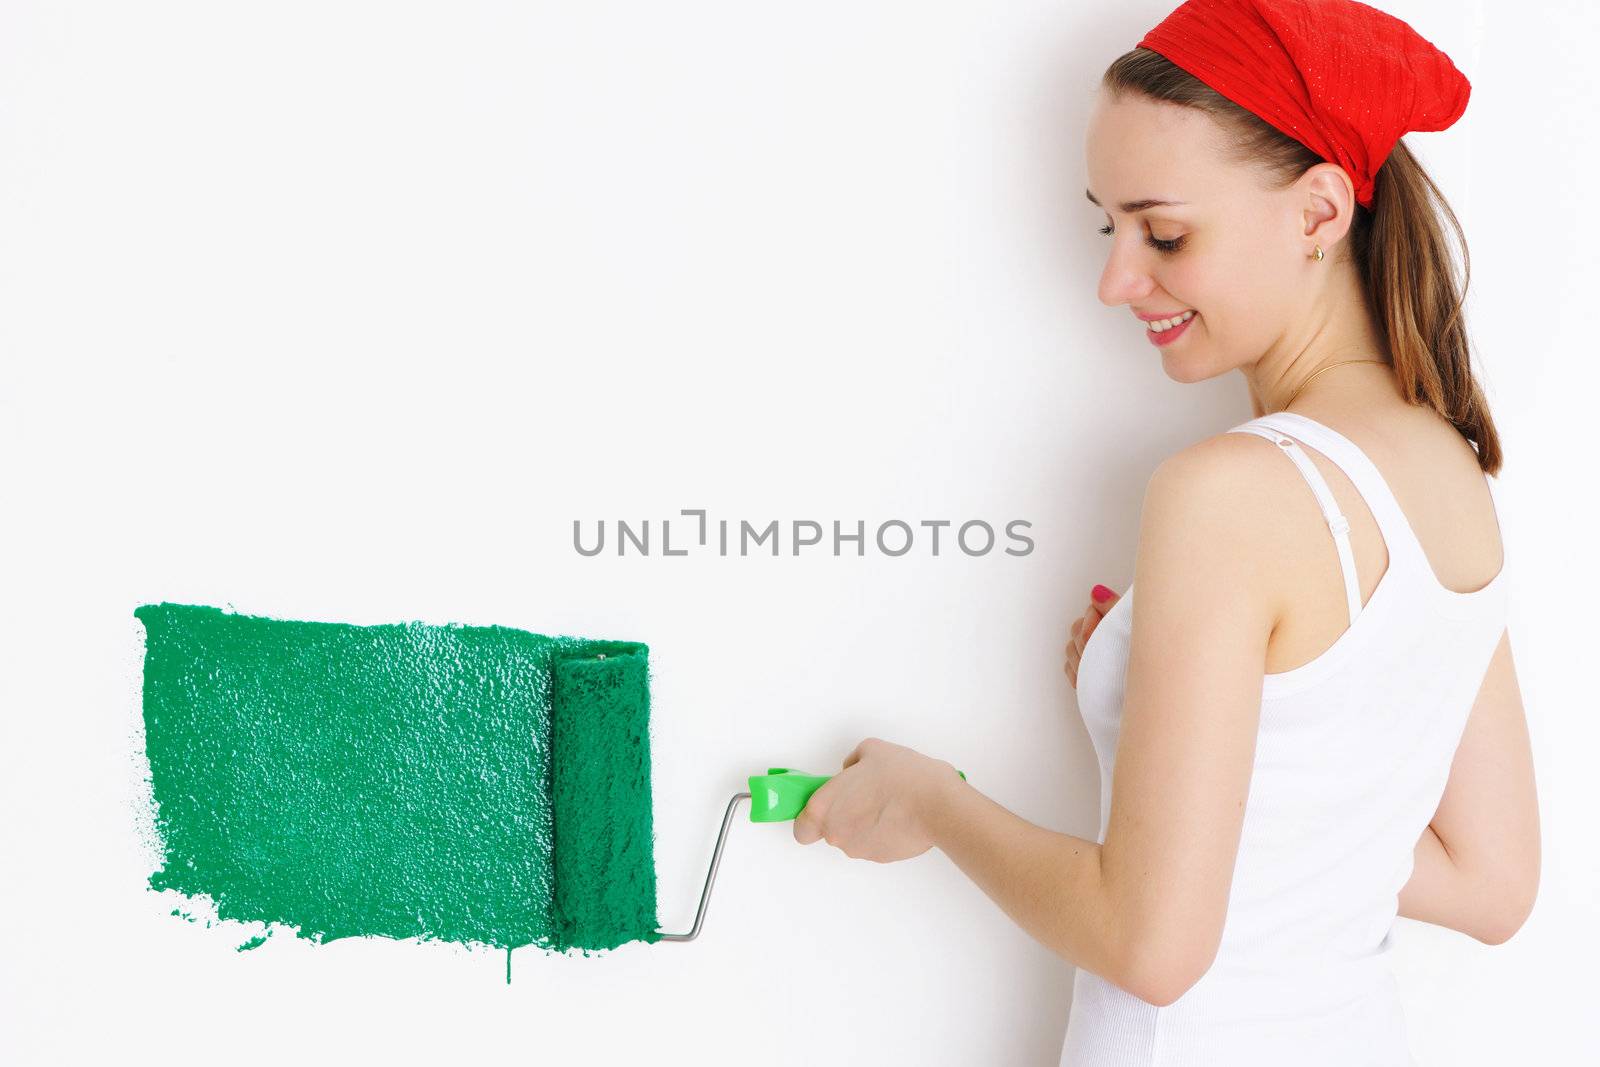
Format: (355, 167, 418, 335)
(135, 602, 660, 955)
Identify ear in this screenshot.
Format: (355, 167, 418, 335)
(1298, 161, 1356, 255)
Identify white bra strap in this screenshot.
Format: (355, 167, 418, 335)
(1229, 424, 1363, 625)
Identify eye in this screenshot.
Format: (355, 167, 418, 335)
(1097, 223, 1186, 255)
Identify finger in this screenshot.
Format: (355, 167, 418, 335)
(797, 770, 841, 841)
(793, 794, 828, 845)
(1086, 594, 1119, 650)
(793, 811, 821, 845)
(842, 737, 874, 769)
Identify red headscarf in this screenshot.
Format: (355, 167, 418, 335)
(1136, 0, 1471, 208)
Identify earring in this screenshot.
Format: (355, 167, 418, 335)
(1312, 244, 1325, 261)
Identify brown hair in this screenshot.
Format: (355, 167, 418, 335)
(1102, 48, 1502, 474)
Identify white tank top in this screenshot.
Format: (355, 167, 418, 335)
(1059, 411, 1510, 1067)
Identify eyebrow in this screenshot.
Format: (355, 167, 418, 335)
(1084, 189, 1189, 212)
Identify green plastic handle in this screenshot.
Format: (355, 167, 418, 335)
(747, 766, 968, 823)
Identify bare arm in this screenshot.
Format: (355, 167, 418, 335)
(941, 444, 1278, 1007)
(1397, 823, 1499, 943)
(926, 777, 1127, 992)
(1397, 629, 1540, 944)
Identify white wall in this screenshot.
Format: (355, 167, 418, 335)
(2, 1, 1592, 1063)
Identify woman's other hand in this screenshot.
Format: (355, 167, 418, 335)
(1064, 584, 1120, 690)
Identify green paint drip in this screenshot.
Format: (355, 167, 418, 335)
(136, 602, 660, 955)
(236, 933, 269, 952)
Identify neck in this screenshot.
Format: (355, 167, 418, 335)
(1245, 267, 1395, 414)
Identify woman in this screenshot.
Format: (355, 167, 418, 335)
(791, 1, 1540, 1063)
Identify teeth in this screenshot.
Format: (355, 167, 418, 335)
(1147, 309, 1195, 332)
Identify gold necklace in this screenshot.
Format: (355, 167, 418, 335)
(1281, 359, 1387, 411)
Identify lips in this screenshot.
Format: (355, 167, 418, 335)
(1145, 310, 1196, 346)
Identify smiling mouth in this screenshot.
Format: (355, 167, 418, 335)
(1144, 309, 1196, 333)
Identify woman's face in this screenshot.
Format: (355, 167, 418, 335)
(1083, 92, 1311, 382)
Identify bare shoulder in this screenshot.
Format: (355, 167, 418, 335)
(1136, 431, 1303, 621)
(1136, 432, 1294, 598)
(1145, 430, 1302, 532)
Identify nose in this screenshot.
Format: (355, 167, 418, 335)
(1097, 236, 1155, 309)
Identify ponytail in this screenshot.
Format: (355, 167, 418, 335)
(1353, 141, 1501, 472)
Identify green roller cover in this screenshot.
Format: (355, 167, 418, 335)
(551, 649, 661, 950)
(134, 602, 658, 954)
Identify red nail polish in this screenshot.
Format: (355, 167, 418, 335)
(1092, 584, 1112, 603)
